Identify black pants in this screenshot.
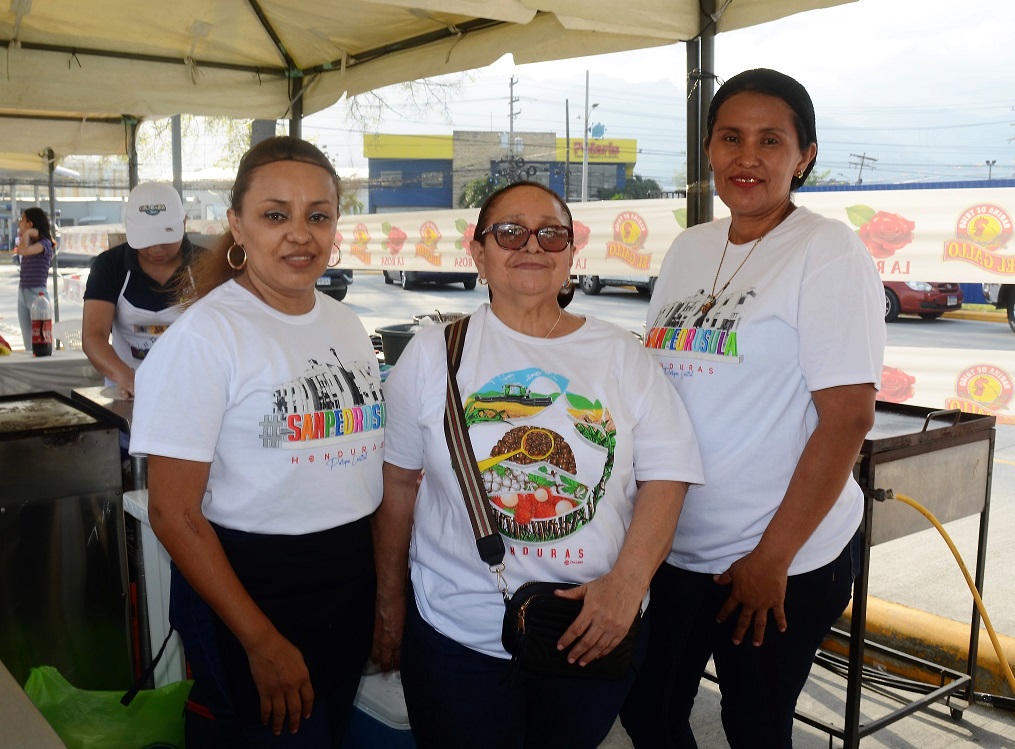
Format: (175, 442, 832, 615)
(170, 517, 376, 748)
(621, 532, 858, 749)
(400, 589, 650, 749)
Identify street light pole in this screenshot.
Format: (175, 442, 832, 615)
(986, 160, 996, 181)
(581, 71, 598, 202)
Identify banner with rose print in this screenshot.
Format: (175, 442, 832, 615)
(57, 182, 1015, 282)
(795, 185, 1015, 283)
(880, 346, 1015, 426)
(321, 182, 1015, 282)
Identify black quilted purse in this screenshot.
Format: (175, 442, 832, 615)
(500, 581, 639, 679)
(444, 318, 638, 680)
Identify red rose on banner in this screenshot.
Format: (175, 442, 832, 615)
(455, 219, 476, 256)
(381, 222, 407, 254)
(877, 365, 916, 403)
(572, 221, 591, 253)
(857, 211, 916, 259)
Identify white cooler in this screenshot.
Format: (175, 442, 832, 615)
(123, 489, 187, 687)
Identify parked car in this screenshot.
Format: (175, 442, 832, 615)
(578, 274, 656, 296)
(316, 268, 353, 301)
(382, 270, 477, 290)
(883, 281, 962, 322)
(983, 283, 1015, 333)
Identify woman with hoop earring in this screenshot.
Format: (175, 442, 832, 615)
(131, 136, 384, 747)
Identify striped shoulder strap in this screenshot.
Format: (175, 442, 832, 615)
(443, 317, 506, 567)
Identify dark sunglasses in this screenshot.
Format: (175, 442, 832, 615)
(479, 222, 573, 253)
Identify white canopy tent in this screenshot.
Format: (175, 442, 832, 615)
(0, 1, 856, 326)
(0, 1, 853, 124)
(0, 0, 855, 260)
(0, 112, 129, 169)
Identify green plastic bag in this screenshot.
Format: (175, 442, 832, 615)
(24, 666, 192, 749)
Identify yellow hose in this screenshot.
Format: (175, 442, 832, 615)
(891, 491, 1015, 696)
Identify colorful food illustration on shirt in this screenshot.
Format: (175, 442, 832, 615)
(463, 368, 616, 543)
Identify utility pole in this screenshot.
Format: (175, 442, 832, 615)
(581, 71, 598, 202)
(565, 99, 571, 201)
(986, 159, 996, 180)
(508, 76, 520, 151)
(850, 152, 877, 185)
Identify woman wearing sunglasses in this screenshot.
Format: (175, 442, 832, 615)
(374, 181, 703, 748)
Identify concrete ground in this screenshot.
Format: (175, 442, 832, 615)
(600, 666, 1015, 748)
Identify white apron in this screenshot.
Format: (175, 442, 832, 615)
(107, 270, 183, 385)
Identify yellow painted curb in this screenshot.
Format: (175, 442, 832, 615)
(823, 596, 1015, 698)
(942, 309, 1008, 323)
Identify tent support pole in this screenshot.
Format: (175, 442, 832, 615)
(290, 76, 303, 139)
(44, 147, 61, 326)
(686, 1, 716, 228)
(172, 115, 183, 198)
(127, 117, 139, 189)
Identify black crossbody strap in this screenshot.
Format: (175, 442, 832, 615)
(443, 317, 506, 568)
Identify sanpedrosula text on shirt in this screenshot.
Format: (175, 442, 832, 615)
(261, 352, 385, 466)
(645, 287, 754, 365)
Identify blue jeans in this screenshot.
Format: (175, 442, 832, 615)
(400, 590, 649, 749)
(620, 532, 859, 749)
(17, 286, 48, 349)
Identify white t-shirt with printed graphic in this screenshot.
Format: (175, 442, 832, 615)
(130, 280, 384, 535)
(383, 304, 704, 659)
(645, 206, 886, 576)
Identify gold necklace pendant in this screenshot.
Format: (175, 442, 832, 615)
(701, 205, 795, 318)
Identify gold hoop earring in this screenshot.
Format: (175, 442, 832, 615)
(226, 243, 247, 271)
(478, 276, 488, 286)
(561, 276, 573, 292)
(328, 246, 342, 268)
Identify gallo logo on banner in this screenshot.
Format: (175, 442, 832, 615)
(948, 364, 1015, 422)
(415, 220, 443, 266)
(606, 211, 650, 270)
(943, 204, 1015, 275)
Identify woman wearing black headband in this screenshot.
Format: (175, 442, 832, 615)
(625, 69, 887, 748)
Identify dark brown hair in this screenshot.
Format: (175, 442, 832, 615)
(474, 181, 575, 308)
(705, 68, 818, 191)
(184, 136, 341, 303)
(476, 181, 573, 234)
(22, 207, 53, 242)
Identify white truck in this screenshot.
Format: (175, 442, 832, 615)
(982, 284, 1015, 333)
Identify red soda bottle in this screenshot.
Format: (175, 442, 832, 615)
(30, 292, 53, 357)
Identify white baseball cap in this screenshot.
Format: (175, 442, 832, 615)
(125, 182, 185, 248)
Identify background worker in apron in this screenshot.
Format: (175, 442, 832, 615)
(83, 182, 196, 399)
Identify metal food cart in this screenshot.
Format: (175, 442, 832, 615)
(798, 403, 996, 747)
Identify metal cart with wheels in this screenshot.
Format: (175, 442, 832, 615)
(797, 403, 996, 747)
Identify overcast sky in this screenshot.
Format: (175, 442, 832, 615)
(303, 0, 1015, 190)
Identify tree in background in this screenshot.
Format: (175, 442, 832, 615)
(607, 174, 663, 200)
(805, 168, 833, 186)
(137, 116, 252, 174)
(459, 177, 502, 208)
(345, 77, 467, 132)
